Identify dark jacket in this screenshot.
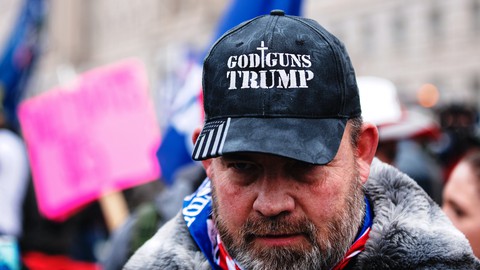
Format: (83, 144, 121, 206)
(124, 159, 480, 269)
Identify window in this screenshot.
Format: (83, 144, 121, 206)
(392, 9, 406, 46)
(429, 4, 443, 40)
(361, 16, 375, 54)
(471, 0, 480, 35)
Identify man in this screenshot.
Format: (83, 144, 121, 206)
(124, 10, 480, 269)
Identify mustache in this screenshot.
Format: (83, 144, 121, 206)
(240, 215, 318, 245)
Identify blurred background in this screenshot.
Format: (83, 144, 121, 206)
(1, 0, 477, 110)
(1, 0, 479, 269)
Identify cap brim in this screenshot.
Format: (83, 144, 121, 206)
(192, 117, 347, 165)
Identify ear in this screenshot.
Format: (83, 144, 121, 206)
(192, 127, 202, 146)
(192, 127, 213, 170)
(355, 122, 379, 184)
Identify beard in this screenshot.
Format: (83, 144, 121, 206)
(212, 172, 366, 270)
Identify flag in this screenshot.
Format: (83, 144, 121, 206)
(156, 0, 303, 185)
(0, 0, 45, 131)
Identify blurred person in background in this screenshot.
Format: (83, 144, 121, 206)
(20, 185, 108, 269)
(442, 150, 480, 258)
(101, 163, 205, 270)
(0, 92, 30, 270)
(389, 107, 444, 204)
(358, 76, 444, 204)
(433, 104, 480, 181)
(357, 76, 403, 165)
(19, 174, 163, 269)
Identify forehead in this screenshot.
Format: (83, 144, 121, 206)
(449, 162, 478, 186)
(446, 162, 480, 202)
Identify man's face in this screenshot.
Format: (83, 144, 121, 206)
(205, 125, 366, 269)
(443, 161, 480, 258)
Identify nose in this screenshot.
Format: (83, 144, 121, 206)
(252, 177, 295, 217)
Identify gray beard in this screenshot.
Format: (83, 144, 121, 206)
(212, 174, 366, 270)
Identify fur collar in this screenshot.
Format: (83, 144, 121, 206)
(355, 159, 480, 269)
(124, 159, 480, 269)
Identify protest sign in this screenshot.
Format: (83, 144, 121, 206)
(18, 59, 161, 221)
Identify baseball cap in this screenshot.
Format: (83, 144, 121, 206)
(192, 10, 361, 165)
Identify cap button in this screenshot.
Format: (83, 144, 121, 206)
(270, 9, 285, 16)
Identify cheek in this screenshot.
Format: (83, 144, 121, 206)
(458, 215, 480, 239)
(443, 204, 462, 226)
(303, 172, 354, 220)
(470, 227, 480, 253)
(442, 207, 457, 224)
(213, 179, 254, 229)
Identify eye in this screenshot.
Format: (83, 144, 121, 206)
(290, 161, 315, 171)
(445, 201, 467, 220)
(288, 161, 317, 176)
(452, 205, 466, 219)
(228, 162, 256, 171)
(223, 159, 259, 185)
(221, 154, 259, 173)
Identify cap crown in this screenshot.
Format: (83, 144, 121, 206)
(202, 12, 361, 121)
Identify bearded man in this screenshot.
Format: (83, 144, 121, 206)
(124, 10, 480, 269)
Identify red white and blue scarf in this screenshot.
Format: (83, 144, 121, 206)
(183, 178, 372, 270)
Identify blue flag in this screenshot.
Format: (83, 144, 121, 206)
(213, 0, 303, 41)
(0, 0, 45, 131)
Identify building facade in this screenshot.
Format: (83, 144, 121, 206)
(307, 0, 480, 106)
(2, 0, 479, 112)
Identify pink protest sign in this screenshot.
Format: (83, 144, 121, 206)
(18, 59, 161, 221)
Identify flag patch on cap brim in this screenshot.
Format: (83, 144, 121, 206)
(193, 118, 231, 160)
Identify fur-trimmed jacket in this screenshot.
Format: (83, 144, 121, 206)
(123, 159, 480, 269)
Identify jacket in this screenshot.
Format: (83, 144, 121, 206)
(123, 159, 480, 269)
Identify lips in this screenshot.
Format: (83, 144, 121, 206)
(241, 215, 318, 247)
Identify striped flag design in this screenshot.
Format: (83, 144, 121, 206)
(193, 118, 231, 160)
